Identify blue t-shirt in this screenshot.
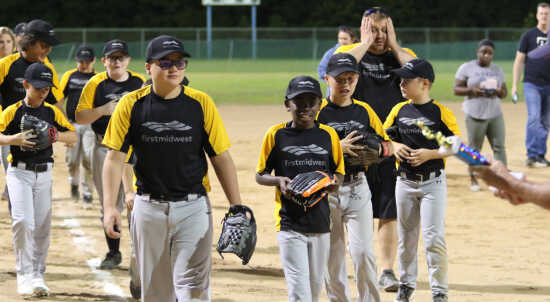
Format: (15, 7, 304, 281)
(518, 27, 550, 86)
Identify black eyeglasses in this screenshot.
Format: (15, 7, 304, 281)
(155, 59, 188, 70)
(363, 7, 389, 17)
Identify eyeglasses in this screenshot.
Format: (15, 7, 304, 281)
(155, 59, 188, 70)
(333, 75, 357, 85)
(363, 7, 389, 16)
(106, 55, 128, 62)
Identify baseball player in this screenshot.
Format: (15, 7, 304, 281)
(0, 62, 76, 296)
(0, 19, 63, 206)
(335, 8, 417, 291)
(383, 59, 460, 302)
(317, 53, 385, 302)
(59, 45, 96, 206)
(256, 75, 344, 302)
(101, 34, 248, 301)
(75, 39, 145, 270)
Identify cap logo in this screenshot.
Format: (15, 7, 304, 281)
(162, 40, 180, 49)
(297, 80, 315, 88)
(49, 30, 55, 36)
(40, 72, 52, 80)
(111, 42, 123, 48)
(80, 50, 90, 55)
(337, 58, 352, 64)
(403, 62, 414, 71)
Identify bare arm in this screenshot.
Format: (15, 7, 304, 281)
(453, 78, 483, 97)
(210, 150, 242, 206)
(121, 163, 135, 210)
(346, 16, 374, 63)
(0, 130, 36, 147)
(102, 149, 126, 239)
(75, 100, 117, 125)
(57, 131, 77, 145)
(256, 172, 291, 196)
(385, 18, 416, 65)
(511, 51, 526, 97)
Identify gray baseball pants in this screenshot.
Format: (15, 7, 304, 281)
(325, 173, 380, 302)
(395, 171, 448, 296)
(7, 163, 53, 278)
(278, 230, 330, 302)
(132, 194, 213, 302)
(66, 123, 94, 198)
(465, 114, 507, 165)
(92, 136, 124, 219)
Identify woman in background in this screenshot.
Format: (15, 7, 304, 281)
(318, 26, 356, 96)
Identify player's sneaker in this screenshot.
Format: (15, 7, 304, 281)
(378, 269, 399, 292)
(130, 280, 141, 299)
(99, 251, 122, 270)
(82, 195, 93, 209)
(71, 184, 79, 201)
(394, 285, 414, 302)
(31, 277, 50, 297)
(433, 293, 448, 302)
(17, 274, 33, 296)
(469, 175, 481, 192)
(536, 156, 550, 167)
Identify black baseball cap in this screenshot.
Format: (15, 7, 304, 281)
(285, 75, 322, 100)
(24, 19, 60, 46)
(146, 35, 190, 62)
(391, 58, 435, 83)
(326, 53, 359, 77)
(24, 63, 56, 89)
(14, 22, 26, 35)
(103, 39, 128, 56)
(75, 45, 95, 61)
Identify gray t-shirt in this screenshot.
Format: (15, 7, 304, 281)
(455, 60, 505, 119)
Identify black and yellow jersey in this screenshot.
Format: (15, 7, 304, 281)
(256, 121, 345, 233)
(317, 98, 388, 174)
(102, 85, 231, 199)
(76, 70, 145, 135)
(335, 44, 416, 122)
(0, 53, 61, 108)
(383, 99, 460, 173)
(59, 68, 96, 122)
(0, 100, 74, 164)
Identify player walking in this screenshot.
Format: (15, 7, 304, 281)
(0, 63, 76, 297)
(383, 59, 460, 302)
(75, 39, 145, 269)
(317, 53, 386, 302)
(102, 35, 249, 301)
(256, 75, 344, 302)
(59, 45, 96, 206)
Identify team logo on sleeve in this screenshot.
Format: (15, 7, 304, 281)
(282, 144, 328, 156)
(142, 121, 192, 132)
(105, 91, 131, 102)
(327, 120, 364, 131)
(399, 117, 434, 126)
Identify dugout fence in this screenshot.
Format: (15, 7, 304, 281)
(50, 27, 526, 61)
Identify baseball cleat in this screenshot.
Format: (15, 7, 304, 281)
(433, 293, 448, 302)
(378, 269, 399, 292)
(395, 284, 414, 302)
(82, 195, 93, 209)
(31, 277, 50, 297)
(99, 251, 122, 270)
(71, 184, 79, 201)
(129, 280, 141, 299)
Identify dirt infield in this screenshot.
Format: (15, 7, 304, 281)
(0, 102, 549, 301)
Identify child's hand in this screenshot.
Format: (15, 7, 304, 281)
(408, 148, 434, 167)
(341, 130, 364, 156)
(393, 142, 414, 162)
(278, 176, 292, 197)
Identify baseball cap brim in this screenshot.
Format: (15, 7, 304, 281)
(286, 89, 322, 100)
(391, 67, 417, 79)
(39, 35, 60, 47)
(528, 44, 550, 59)
(327, 66, 359, 77)
(148, 49, 191, 61)
(75, 55, 94, 61)
(28, 80, 55, 89)
(104, 49, 128, 56)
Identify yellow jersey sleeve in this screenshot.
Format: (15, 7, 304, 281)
(76, 72, 107, 113)
(334, 43, 360, 54)
(44, 57, 63, 101)
(356, 100, 389, 140)
(383, 101, 409, 131)
(434, 101, 461, 136)
(129, 70, 146, 83)
(320, 124, 345, 176)
(0, 102, 19, 132)
(45, 103, 75, 131)
(256, 123, 284, 174)
(0, 53, 19, 86)
(59, 69, 77, 100)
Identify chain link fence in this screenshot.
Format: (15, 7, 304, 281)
(50, 27, 526, 61)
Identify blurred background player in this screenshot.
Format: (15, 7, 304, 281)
(256, 75, 344, 302)
(0, 63, 76, 297)
(454, 39, 507, 191)
(512, 2, 550, 167)
(318, 26, 356, 97)
(384, 59, 460, 302)
(13, 22, 26, 52)
(102, 34, 248, 301)
(0, 19, 63, 204)
(59, 45, 97, 207)
(75, 39, 144, 270)
(0, 26, 15, 59)
(317, 53, 385, 302)
(336, 7, 416, 291)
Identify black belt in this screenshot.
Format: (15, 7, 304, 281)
(137, 191, 200, 203)
(344, 171, 364, 183)
(12, 161, 50, 173)
(399, 169, 442, 182)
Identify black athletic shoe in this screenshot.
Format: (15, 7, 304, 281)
(99, 251, 122, 270)
(378, 269, 399, 292)
(395, 285, 414, 302)
(71, 185, 79, 201)
(537, 156, 550, 167)
(129, 280, 141, 299)
(433, 293, 448, 302)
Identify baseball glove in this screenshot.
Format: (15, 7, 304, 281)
(20, 114, 58, 152)
(286, 171, 335, 210)
(385, 125, 401, 142)
(217, 205, 257, 265)
(344, 130, 392, 167)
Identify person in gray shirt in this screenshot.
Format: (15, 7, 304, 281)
(453, 39, 507, 191)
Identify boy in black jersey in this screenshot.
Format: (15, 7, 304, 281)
(384, 59, 460, 302)
(75, 39, 145, 270)
(317, 53, 386, 302)
(0, 63, 76, 297)
(256, 75, 344, 302)
(59, 45, 96, 206)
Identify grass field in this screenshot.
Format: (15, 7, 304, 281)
(52, 59, 517, 104)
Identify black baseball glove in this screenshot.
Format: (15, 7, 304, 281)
(19, 114, 58, 152)
(344, 130, 392, 167)
(217, 205, 257, 265)
(286, 171, 334, 210)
